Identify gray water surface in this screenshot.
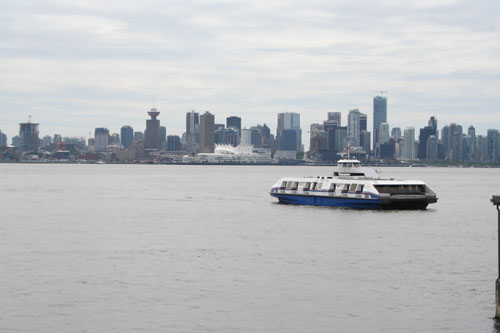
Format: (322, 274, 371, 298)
(1, 164, 499, 332)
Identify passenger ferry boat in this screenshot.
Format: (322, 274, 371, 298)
(270, 157, 438, 209)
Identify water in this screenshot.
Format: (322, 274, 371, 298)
(1, 164, 499, 332)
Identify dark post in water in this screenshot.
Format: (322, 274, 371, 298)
(492, 195, 500, 326)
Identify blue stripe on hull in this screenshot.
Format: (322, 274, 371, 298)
(271, 193, 382, 209)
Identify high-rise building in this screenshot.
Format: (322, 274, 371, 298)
(360, 113, 367, 131)
(121, 126, 134, 147)
(426, 135, 438, 161)
(240, 129, 252, 146)
(42, 135, 52, 147)
(277, 112, 301, 152)
(379, 122, 390, 145)
(12, 136, 20, 147)
(167, 135, 181, 151)
(199, 111, 215, 153)
(0, 130, 7, 147)
(327, 112, 341, 125)
(402, 127, 415, 160)
(487, 129, 499, 163)
(133, 131, 144, 142)
(373, 95, 387, 150)
(347, 109, 361, 147)
(335, 126, 348, 152)
(160, 126, 167, 150)
(215, 128, 238, 146)
(19, 121, 40, 152)
(186, 110, 200, 154)
(360, 130, 371, 155)
(145, 108, 161, 150)
(226, 116, 241, 131)
(418, 119, 437, 159)
(391, 127, 402, 141)
(94, 127, 109, 152)
(53, 134, 62, 144)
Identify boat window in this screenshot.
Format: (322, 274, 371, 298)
(298, 182, 305, 188)
(342, 184, 349, 192)
(291, 182, 299, 190)
(329, 183, 336, 192)
(311, 182, 318, 190)
(304, 182, 311, 191)
(286, 182, 293, 190)
(281, 181, 287, 189)
(356, 184, 364, 193)
(349, 184, 357, 192)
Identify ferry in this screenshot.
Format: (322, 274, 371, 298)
(270, 158, 437, 209)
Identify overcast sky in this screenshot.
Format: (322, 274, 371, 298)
(1, 0, 499, 146)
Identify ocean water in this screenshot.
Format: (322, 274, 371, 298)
(1, 164, 500, 332)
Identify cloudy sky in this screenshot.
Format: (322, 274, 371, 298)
(1, 0, 499, 146)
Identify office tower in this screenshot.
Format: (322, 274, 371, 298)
(109, 133, 120, 145)
(327, 112, 341, 125)
(199, 111, 215, 153)
(391, 127, 402, 141)
(448, 124, 463, 161)
(145, 108, 161, 150)
(360, 113, 367, 131)
(215, 124, 225, 131)
(418, 118, 437, 159)
(487, 129, 499, 163)
(477, 135, 488, 162)
(249, 126, 263, 146)
(379, 123, 390, 145)
(53, 134, 62, 144)
(373, 95, 387, 150)
(347, 109, 361, 147)
(240, 129, 252, 145)
(0, 130, 7, 147)
(280, 129, 298, 151)
(94, 127, 109, 152)
(160, 126, 167, 150)
(261, 124, 271, 146)
(277, 112, 301, 152)
(426, 135, 438, 161)
(468, 125, 476, 138)
(133, 131, 144, 142)
(360, 130, 371, 155)
(42, 135, 52, 147)
(215, 128, 238, 146)
(12, 136, 20, 147)
(167, 135, 181, 151)
(335, 126, 348, 152)
(309, 124, 326, 153)
(19, 121, 40, 152)
(186, 110, 199, 154)
(402, 127, 415, 160)
(121, 126, 134, 147)
(226, 116, 241, 131)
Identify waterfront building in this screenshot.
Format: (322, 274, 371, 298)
(402, 127, 415, 160)
(167, 135, 181, 151)
(121, 126, 133, 147)
(327, 112, 341, 125)
(94, 127, 109, 152)
(145, 108, 161, 150)
(160, 126, 167, 150)
(186, 110, 199, 154)
(199, 111, 215, 153)
(373, 95, 387, 151)
(487, 129, 499, 163)
(19, 121, 39, 152)
(277, 112, 301, 152)
(347, 109, 361, 147)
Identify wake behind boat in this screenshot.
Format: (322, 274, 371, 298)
(269, 158, 437, 209)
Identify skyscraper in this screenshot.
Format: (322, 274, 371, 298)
(226, 116, 241, 131)
(19, 121, 40, 152)
(418, 118, 437, 159)
(327, 112, 341, 125)
(402, 127, 415, 160)
(160, 126, 167, 150)
(145, 108, 161, 150)
(360, 113, 367, 131)
(186, 110, 199, 154)
(0, 130, 7, 147)
(167, 135, 181, 151)
(120, 125, 134, 147)
(277, 112, 301, 152)
(199, 111, 215, 153)
(373, 95, 387, 150)
(487, 129, 499, 163)
(379, 123, 390, 145)
(347, 109, 361, 147)
(94, 127, 109, 152)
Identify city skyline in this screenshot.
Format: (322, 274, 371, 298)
(1, 1, 499, 143)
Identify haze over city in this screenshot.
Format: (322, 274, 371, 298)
(1, 0, 499, 143)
